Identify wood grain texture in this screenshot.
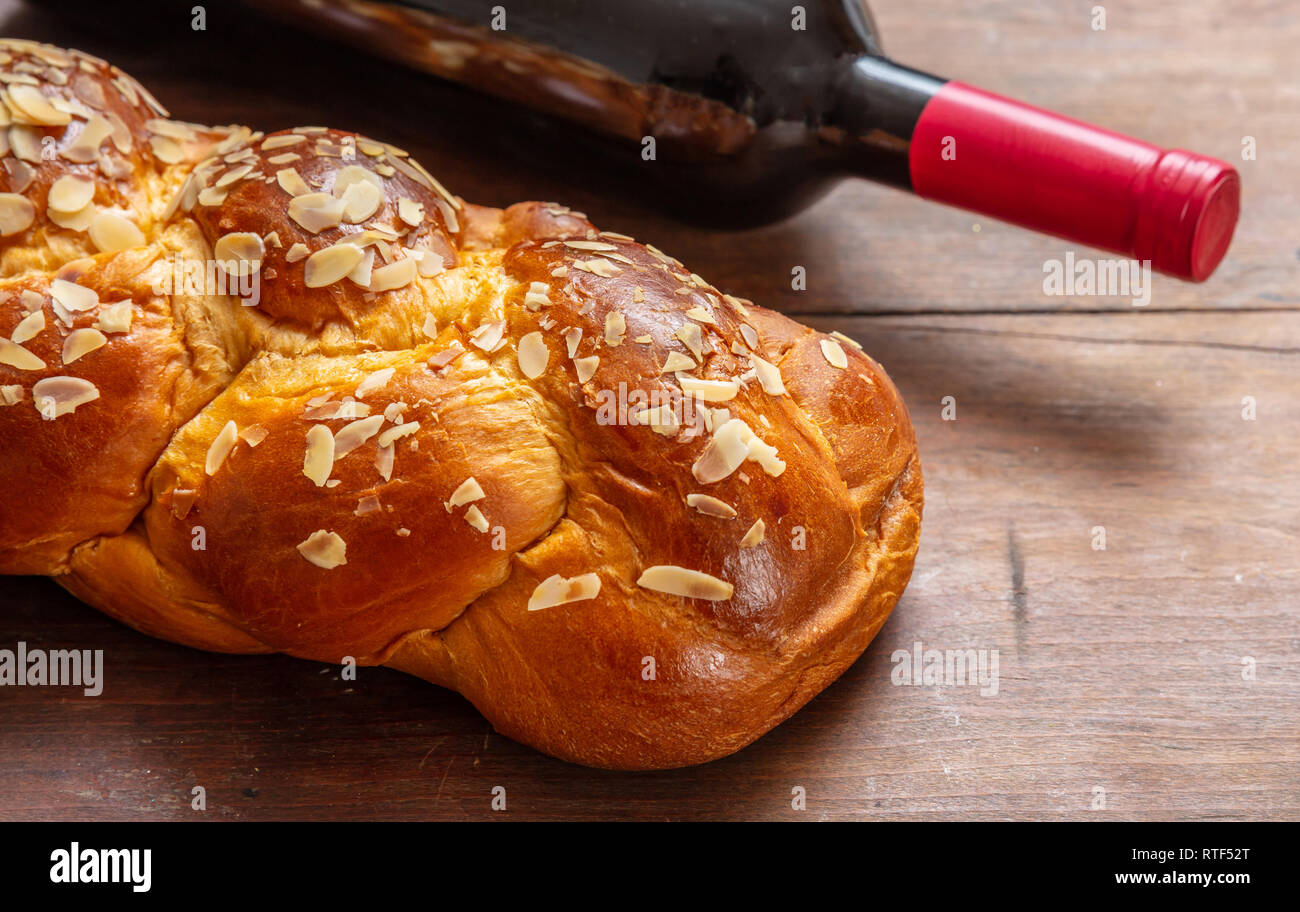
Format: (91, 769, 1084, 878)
(0, 0, 1296, 820)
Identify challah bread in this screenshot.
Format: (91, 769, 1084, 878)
(0, 39, 922, 769)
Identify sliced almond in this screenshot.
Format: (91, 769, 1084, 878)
(445, 476, 485, 511)
(303, 424, 334, 486)
(523, 281, 550, 310)
(50, 279, 97, 312)
(32, 375, 97, 418)
(686, 493, 737, 519)
(703, 407, 731, 433)
(660, 351, 695, 373)
(464, 505, 489, 533)
(377, 421, 418, 448)
(428, 341, 464, 369)
(346, 248, 374, 287)
(47, 175, 94, 213)
(213, 231, 265, 276)
(61, 115, 113, 162)
(416, 244, 446, 276)
(468, 320, 506, 352)
(527, 573, 601, 611)
(675, 323, 704, 361)
(276, 167, 311, 197)
(197, 186, 229, 207)
(61, 327, 106, 364)
(296, 530, 347, 569)
(374, 442, 395, 481)
(303, 242, 364, 287)
(93, 301, 133, 333)
(48, 201, 95, 231)
(368, 256, 416, 292)
(10, 309, 44, 344)
(563, 326, 582, 358)
(740, 519, 766, 548)
(213, 164, 253, 188)
(573, 257, 619, 277)
(355, 366, 395, 398)
(288, 192, 346, 234)
(630, 404, 677, 436)
(517, 331, 548, 379)
(820, 338, 848, 369)
(333, 414, 384, 459)
(636, 565, 733, 601)
(339, 179, 382, 223)
(262, 133, 306, 151)
(148, 134, 185, 164)
(573, 355, 599, 383)
(332, 165, 382, 197)
(88, 210, 144, 252)
(9, 124, 42, 163)
(383, 402, 408, 423)
(7, 84, 71, 125)
(0, 338, 44, 370)
(205, 420, 238, 475)
(303, 396, 369, 421)
(677, 376, 738, 402)
(145, 119, 192, 141)
(604, 311, 626, 346)
(750, 355, 786, 396)
(397, 197, 424, 226)
(345, 244, 377, 287)
(0, 192, 34, 235)
(692, 418, 784, 484)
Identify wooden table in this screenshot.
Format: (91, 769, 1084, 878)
(1, 0, 1295, 821)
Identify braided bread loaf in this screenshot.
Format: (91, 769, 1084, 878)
(0, 39, 922, 769)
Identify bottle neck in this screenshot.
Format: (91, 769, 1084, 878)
(833, 56, 945, 191)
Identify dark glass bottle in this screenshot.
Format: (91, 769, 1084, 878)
(258, 0, 1240, 281)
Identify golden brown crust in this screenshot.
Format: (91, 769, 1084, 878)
(187, 127, 462, 329)
(0, 40, 922, 769)
(0, 247, 231, 573)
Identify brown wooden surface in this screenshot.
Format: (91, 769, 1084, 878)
(0, 0, 1296, 821)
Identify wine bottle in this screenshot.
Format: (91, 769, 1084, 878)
(255, 0, 1240, 281)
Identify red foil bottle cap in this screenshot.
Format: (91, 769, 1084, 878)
(1135, 150, 1241, 281)
(909, 82, 1241, 282)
